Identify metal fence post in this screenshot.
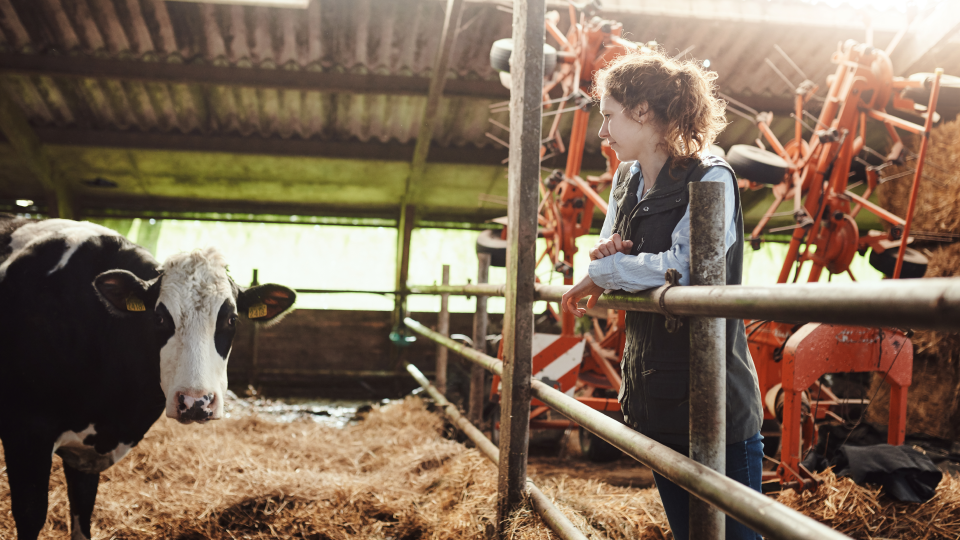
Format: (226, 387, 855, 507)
(497, 0, 544, 534)
(436, 265, 451, 395)
(249, 268, 261, 388)
(688, 181, 727, 539)
(470, 253, 491, 425)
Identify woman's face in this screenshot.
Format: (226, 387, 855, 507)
(598, 94, 658, 162)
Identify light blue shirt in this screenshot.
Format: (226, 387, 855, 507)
(588, 160, 738, 292)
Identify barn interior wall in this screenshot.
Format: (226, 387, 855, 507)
(228, 309, 503, 400)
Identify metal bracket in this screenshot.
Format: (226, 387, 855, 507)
(654, 268, 684, 333)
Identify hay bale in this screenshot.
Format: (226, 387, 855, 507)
(863, 118, 960, 440)
(877, 117, 960, 238)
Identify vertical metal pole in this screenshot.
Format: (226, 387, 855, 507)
(470, 253, 491, 425)
(436, 265, 451, 395)
(894, 68, 941, 279)
(688, 181, 727, 540)
(250, 269, 261, 388)
(497, 0, 544, 534)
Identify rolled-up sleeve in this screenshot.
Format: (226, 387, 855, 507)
(588, 166, 737, 292)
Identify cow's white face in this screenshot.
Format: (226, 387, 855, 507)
(156, 248, 235, 423)
(93, 247, 296, 425)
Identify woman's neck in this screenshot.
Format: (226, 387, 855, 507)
(636, 146, 669, 194)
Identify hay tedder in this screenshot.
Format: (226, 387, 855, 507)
(725, 37, 953, 491)
(479, 3, 956, 489)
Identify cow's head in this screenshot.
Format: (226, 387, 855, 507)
(92, 247, 295, 424)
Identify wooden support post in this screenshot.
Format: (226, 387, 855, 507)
(497, 0, 544, 534)
(469, 252, 491, 426)
(393, 204, 416, 328)
(391, 204, 417, 373)
(400, 0, 465, 205)
(436, 265, 451, 395)
(0, 85, 73, 218)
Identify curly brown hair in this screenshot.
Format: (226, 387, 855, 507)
(594, 47, 727, 168)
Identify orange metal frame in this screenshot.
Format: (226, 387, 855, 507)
(742, 39, 943, 490)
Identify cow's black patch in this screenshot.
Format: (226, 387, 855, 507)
(214, 299, 238, 359)
(155, 302, 175, 348)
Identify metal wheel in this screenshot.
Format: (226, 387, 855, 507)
(476, 230, 507, 268)
(489, 38, 558, 78)
(726, 144, 790, 185)
(902, 73, 960, 110)
(869, 247, 928, 279)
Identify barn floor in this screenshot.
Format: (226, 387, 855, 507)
(1, 396, 958, 540)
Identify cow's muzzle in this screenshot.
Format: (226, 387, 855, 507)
(175, 391, 217, 424)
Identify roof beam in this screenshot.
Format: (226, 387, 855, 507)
(31, 127, 518, 166)
(889, 2, 960, 76)
(0, 84, 73, 218)
(393, 0, 466, 342)
(402, 0, 467, 204)
(0, 52, 509, 100)
(543, 0, 902, 31)
(0, 52, 796, 114)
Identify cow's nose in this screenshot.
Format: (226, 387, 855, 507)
(176, 391, 216, 423)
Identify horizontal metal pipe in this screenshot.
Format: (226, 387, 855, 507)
(526, 481, 589, 540)
(529, 380, 847, 540)
(404, 362, 588, 540)
(408, 277, 960, 331)
(405, 362, 499, 463)
(405, 318, 504, 375)
(405, 319, 851, 540)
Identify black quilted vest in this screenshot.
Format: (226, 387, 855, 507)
(611, 156, 763, 447)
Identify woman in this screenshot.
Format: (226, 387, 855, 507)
(560, 49, 764, 540)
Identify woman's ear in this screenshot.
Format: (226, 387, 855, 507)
(631, 102, 651, 124)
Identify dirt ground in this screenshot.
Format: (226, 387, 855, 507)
(2, 395, 958, 540)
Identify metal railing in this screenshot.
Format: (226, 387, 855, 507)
(405, 362, 588, 540)
(404, 275, 960, 539)
(409, 276, 960, 332)
(404, 317, 849, 540)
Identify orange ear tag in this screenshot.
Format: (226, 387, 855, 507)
(248, 303, 268, 319)
(126, 296, 146, 312)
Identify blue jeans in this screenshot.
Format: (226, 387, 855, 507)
(652, 432, 764, 540)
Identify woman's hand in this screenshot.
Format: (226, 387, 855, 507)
(561, 275, 606, 318)
(589, 233, 634, 260)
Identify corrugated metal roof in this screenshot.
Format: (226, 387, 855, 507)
(0, 0, 934, 151)
(0, 0, 956, 221)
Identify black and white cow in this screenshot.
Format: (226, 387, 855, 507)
(0, 215, 296, 539)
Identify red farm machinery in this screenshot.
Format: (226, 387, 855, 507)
(479, 3, 957, 491)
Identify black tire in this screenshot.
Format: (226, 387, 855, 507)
(579, 426, 621, 462)
(869, 247, 928, 279)
(902, 73, 960, 110)
(476, 229, 507, 268)
(489, 403, 501, 446)
(726, 144, 789, 185)
(490, 38, 557, 78)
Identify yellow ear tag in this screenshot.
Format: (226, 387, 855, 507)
(248, 303, 268, 319)
(126, 296, 146, 312)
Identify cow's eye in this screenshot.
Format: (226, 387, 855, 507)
(227, 314, 238, 326)
(155, 312, 165, 326)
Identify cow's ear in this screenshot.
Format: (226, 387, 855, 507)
(94, 270, 152, 316)
(238, 284, 296, 322)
